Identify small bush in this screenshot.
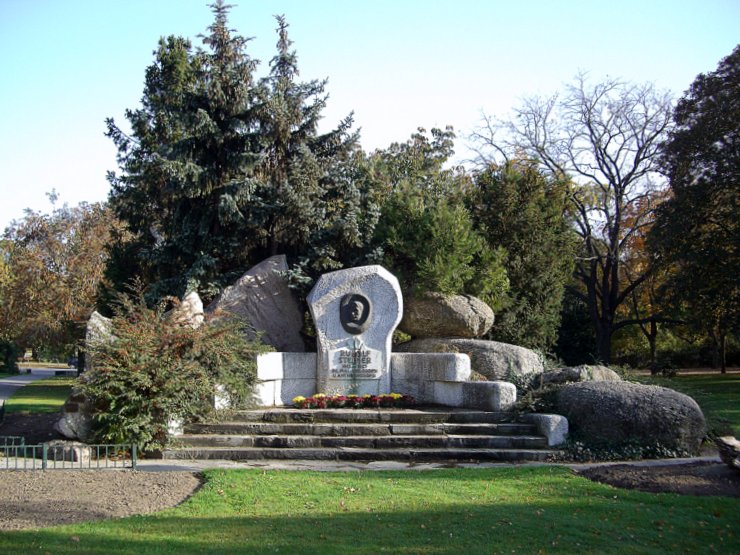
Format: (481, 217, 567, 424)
(555, 437, 691, 462)
(80, 290, 269, 451)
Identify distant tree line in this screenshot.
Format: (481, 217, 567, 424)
(0, 2, 736, 372)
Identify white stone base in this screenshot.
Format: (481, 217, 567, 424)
(255, 351, 519, 412)
(521, 413, 569, 446)
(256, 352, 317, 405)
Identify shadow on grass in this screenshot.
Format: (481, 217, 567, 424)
(1, 467, 737, 555)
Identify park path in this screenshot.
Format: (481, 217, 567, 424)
(0, 369, 62, 403)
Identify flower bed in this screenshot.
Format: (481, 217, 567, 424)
(292, 393, 415, 409)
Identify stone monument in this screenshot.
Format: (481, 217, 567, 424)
(307, 265, 402, 396)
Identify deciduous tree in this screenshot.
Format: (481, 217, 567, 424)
(473, 75, 673, 362)
(0, 201, 117, 359)
(651, 46, 739, 372)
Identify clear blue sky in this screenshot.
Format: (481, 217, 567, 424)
(1, 0, 737, 231)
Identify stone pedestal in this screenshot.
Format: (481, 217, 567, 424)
(307, 265, 402, 396)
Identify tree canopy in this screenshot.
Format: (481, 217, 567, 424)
(650, 45, 740, 372)
(106, 2, 373, 303)
(473, 74, 674, 362)
(470, 161, 576, 351)
(0, 200, 117, 359)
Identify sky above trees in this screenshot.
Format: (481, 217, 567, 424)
(0, 0, 738, 230)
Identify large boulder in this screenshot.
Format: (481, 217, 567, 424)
(396, 338, 543, 382)
(206, 255, 305, 352)
(167, 291, 204, 329)
(399, 293, 494, 339)
(541, 365, 622, 386)
(54, 389, 96, 443)
(555, 381, 706, 454)
(84, 311, 113, 372)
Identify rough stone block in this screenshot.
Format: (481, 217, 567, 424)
(45, 440, 91, 465)
(522, 413, 569, 446)
(390, 353, 471, 382)
(276, 379, 317, 406)
(206, 255, 305, 352)
(461, 381, 517, 412)
(433, 382, 464, 407)
(257, 352, 316, 381)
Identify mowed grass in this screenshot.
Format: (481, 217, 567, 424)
(1, 467, 737, 555)
(635, 373, 740, 436)
(4, 376, 75, 414)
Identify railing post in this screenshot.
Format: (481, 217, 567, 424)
(42, 443, 48, 470)
(131, 444, 137, 471)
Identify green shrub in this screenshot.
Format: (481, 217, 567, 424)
(556, 437, 691, 462)
(0, 340, 18, 373)
(81, 290, 269, 451)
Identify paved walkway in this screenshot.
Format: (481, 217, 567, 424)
(132, 455, 722, 473)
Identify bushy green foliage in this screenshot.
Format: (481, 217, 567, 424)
(0, 340, 18, 373)
(371, 128, 508, 309)
(105, 4, 374, 304)
(376, 189, 508, 307)
(80, 290, 268, 451)
(471, 162, 576, 351)
(651, 45, 739, 372)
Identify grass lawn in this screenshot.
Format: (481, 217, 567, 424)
(4, 376, 75, 414)
(635, 373, 740, 436)
(0, 467, 737, 554)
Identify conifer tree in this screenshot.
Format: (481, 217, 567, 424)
(105, 4, 375, 303)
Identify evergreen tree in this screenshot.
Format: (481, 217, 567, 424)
(105, 4, 372, 303)
(471, 161, 576, 351)
(371, 129, 509, 309)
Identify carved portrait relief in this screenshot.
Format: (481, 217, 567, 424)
(339, 293, 371, 334)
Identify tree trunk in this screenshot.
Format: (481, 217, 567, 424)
(597, 325, 612, 365)
(720, 332, 727, 374)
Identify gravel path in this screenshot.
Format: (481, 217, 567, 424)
(0, 471, 201, 530)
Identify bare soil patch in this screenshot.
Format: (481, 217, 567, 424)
(0, 470, 201, 530)
(577, 461, 740, 498)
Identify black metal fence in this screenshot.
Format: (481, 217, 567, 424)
(0, 438, 137, 470)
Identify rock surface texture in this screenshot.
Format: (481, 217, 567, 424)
(715, 436, 740, 473)
(84, 311, 112, 372)
(167, 291, 204, 328)
(399, 293, 494, 339)
(541, 365, 622, 386)
(396, 338, 543, 381)
(206, 255, 305, 352)
(54, 389, 95, 443)
(307, 265, 402, 396)
(555, 381, 706, 454)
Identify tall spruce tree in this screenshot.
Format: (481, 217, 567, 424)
(253, 16, 376, 275)
(105, 4, 373, 303)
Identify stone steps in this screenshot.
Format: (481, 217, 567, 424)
(163, 446, 557, 463)
(175, 434, 548, 449)
(183, 422, 538, 437)
(165, 407, 558, 463)
(223, 408, 517, 424)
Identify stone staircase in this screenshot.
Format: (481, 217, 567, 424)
(163, 407, 560, 463)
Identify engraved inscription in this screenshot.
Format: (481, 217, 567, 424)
(330, 345, 381, 379)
